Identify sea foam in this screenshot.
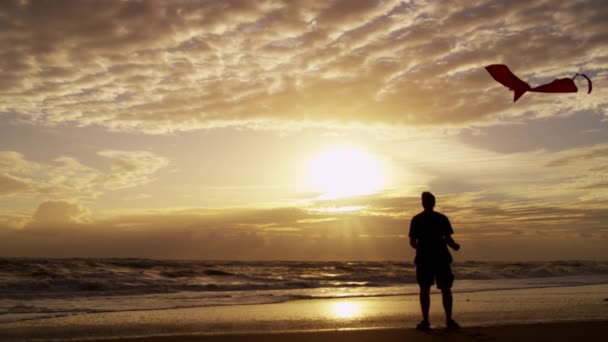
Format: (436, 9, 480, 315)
(1, 258, 607, 323)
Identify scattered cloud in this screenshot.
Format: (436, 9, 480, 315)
(1, 192, 606, 260)
(0, 173, 31, 195)
(0, 150, 169, 200)
(545, 144, 608, 167)
(0, 1, 606, 261)
(0, 0, 606, 133)
(0, 151, 40, 174)
(97, 150, 170, 190)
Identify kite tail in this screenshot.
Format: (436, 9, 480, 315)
(512, 84, 529, 102)
(574, 74, 592, 94)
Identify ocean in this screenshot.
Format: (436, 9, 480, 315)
(1, 258, 607, 324)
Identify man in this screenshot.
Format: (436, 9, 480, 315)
(409, 192, 460, 330)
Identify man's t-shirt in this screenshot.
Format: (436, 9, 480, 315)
(409, 210, 453, 264)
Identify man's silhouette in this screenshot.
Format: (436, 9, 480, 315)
(409, 192, 460, 330)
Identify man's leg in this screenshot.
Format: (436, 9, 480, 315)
(415, 260, 433, 329)
(437, 263, 460, 329)
(441, 288, 452, 321)
(437, 264, 459, 329)
(419, 285, 431, 322)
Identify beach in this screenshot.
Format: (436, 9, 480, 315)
(2, 284, 607, 341)
(60, 322, 608, 342)
(3, 0, 608, 340)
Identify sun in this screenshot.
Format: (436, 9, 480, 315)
(305, 146, 385, 199)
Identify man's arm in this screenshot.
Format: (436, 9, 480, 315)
(409, 217, 417, 249)
(445, 235, 460, 251)
(443, 215, 460, 251)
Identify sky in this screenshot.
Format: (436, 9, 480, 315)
(1, 0, 607, 261)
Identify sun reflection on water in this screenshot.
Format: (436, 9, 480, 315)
(331, 301, 361, 319)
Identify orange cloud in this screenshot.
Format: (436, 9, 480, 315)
(1, 193, 607, 260)
(97, 150, 170, 190)
(0, 150, 169, 199)
(0, 173, 30, 195)
(29, 200, 90, 227)
(0, 1, 605, 133)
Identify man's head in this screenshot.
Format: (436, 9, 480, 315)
(421, 192, 435, 211)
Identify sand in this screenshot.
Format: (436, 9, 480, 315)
(2, 285, 607, 341)
(60, 321, 608, 342)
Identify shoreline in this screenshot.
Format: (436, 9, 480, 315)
(3, 276, 607, 325)
(2, 285, 607, 341)
(56, 321, 608, 342)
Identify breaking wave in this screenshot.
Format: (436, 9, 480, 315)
(1, 258, 606, 323)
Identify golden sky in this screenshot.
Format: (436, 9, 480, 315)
(1, 0, 607, 260)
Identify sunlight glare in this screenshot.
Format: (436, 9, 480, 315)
(305, 147, 385, 199)
(331, 301, 361, 319)
(314, 206, 365, 213)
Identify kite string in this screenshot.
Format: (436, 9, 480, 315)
(571, 61, 593, 94)
(572, 61, 589, 78)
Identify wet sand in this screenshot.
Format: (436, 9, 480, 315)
(64, 321, 608, 342)
(2, 285, 607, 341)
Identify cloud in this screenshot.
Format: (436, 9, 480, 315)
(545, 144, 608, 167)
(458, 112, 608, 154)
(0, 0, 606, 133)
(0, 151, 39, 174)
(0, 173, 30, 195)
(0, 211, 29, 230)
(0, 149, 169, 199)
(1, 192, 606, 260)
(97, 150, 170, 190)
(29, 200, 90, 227)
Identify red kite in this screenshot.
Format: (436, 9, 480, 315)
(486, 64, 592, 102)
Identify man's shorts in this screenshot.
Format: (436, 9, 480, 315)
(415, 257, 454, 289)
